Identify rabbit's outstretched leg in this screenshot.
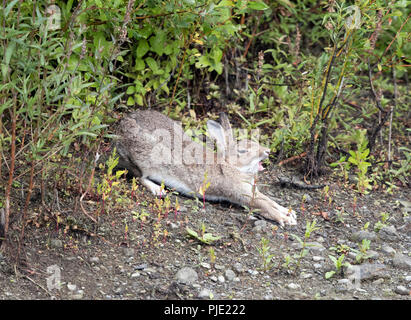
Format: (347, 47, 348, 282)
(141, 177, 167, 197)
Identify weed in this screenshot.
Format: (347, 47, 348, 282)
(353, 239, 371, 263)
(325, 254, 351, 279)
(186, 223, 221, 245)
(257, 237, 275, 272)
(374, 212, 390, 232)
(292, 219, 320, 271)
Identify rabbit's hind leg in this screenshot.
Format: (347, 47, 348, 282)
(141, 177, 167, 197)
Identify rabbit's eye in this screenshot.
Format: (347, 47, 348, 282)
(238, 149, 247, 154)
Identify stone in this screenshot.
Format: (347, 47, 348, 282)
(198, 288, 214, 299)
(225, 269, 236, 281)
(122, 248, 135, 257)
(381, 244, 396, 255)
(233, 262, 245, 273)
(67, 283, 77, 291)
(379, 225, 398, 241)
(71, 290, 84, 300)
(394, 285, 409, 296)
(134, 263, 148, 270)
(89, 256, 100, 263)
(50, 239, 63, 249)
(253, 220, 267, 232)
(176, 267, 198, 285)
(287, 283, 300, 290)
(313, 256, 325, 262)
(346, 263, 389, 281)
(349, 230, 376, 242)
(200, 262, 211, 269)
(392, 253, 411, 270)
(217, 275, 225, 283)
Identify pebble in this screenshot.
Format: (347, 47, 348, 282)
(217, 275, 225, 283)
(200, 262, 211, 269)
(233, 262, 245, 273)
(210, 276, 218, 282)
(253, 220, 267, 232)
(225, 269, 236, 281)
(405, 276, 411, 283)
(349, 230, 376, 242)
(381, 244, 396, 255)
(313, 256, 325, 262)
(287, 283, 300, 290)
(71, 290, 84, 300)
(176, 267, 198, 285)
(248, 269, 259, 276)
(89, 256, 100, 264)
(372, 278, 384, 285)
(379, 225, 398, 241)
(134, 263, 148, 270)
(198, 288, 214, 299)
(50, 239, 63, 249)
(394, 285, 409, 296)
(392, 253, 411, 270)
(131, 271, 140, 278)
(67, 283, 77, 291)
(346, 263, 389, 281)
(302, 193, 313, 203)
(313, 263, 322, 270)
(292, 241, 325, 253)
(122, 248, 135, 257)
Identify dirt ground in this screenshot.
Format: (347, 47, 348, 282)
(0, 165, 410, 301)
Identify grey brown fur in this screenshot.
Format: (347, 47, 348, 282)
(115, 110, 296, 226)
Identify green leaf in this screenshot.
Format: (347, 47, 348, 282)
(186, 227, 199, 239)
(136, 39, 149, 58)
(325, 271, 335, 279)
(135, 58, 145, 71)
(145, 57, 158, 72)
(247, 1, 269, 10)
(150, 31, 166, 56)
(135, 94, 143, 106)
(127, 96, 135, 106)
(5, 0, 19, 17)
(126, 86, 135, 95)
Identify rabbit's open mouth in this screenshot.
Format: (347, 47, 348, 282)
(258, 162, 265, 171)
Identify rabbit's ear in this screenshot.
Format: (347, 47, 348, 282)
(218, 113, 234, 143)
(207, 120, 227, 153)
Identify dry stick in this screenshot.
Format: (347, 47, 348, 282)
(17, 161, 36, 263)
(169, 34, 191, 109)
(367, 58, 391, 153)
(242, 11, 262, 59)
(389, 67, 397, 163)
(1, 95, 17, 251)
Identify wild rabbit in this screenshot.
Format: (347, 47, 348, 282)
(115, 110, 297, 226)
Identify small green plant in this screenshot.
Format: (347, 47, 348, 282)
(198, 171, 211, 209)
(97, 149, 128, 215)
(348, 130, 372, 194)
(257, 237, 275, 272)
(208, 247, 216, 265)
(186, 223, 221, 245)
(292, 219, 320, 271)
(374, 212, 390, 232)
(353, 239, 371, 263)
(331, 130, 372, 194)
(325, 254, 351, 279)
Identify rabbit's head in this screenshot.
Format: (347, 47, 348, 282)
(207, 113, 270, 174)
